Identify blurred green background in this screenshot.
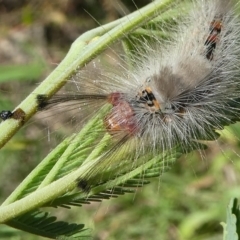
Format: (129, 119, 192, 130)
(1, 0, 240, 239)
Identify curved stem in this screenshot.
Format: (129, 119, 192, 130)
(0, 0, 174, 149)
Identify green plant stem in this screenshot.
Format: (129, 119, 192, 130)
(0, 147, 179, 223)
(90, 152, 174, 194)
(0, 0, 174, 150)
(1, 136, 73, 206)
(37, 105, 111, 189)
(2, 104, 111, 205)
(0, 158, 102, 223)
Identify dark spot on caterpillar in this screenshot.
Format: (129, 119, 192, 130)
(205, 19, 222, 60)
(36, 94, 49, 110)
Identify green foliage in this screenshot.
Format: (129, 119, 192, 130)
(222, 198, 240, 240)
(7, 211, 88, 239)
(0, 62, 45, 83)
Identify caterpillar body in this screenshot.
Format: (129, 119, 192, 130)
(37, 0, 240, 188)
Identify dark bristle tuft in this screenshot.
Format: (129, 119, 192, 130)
(77, 179, 90, 192)
(36, 94, 49, 110)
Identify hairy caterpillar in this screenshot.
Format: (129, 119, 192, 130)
(37, 0, 240, 189)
